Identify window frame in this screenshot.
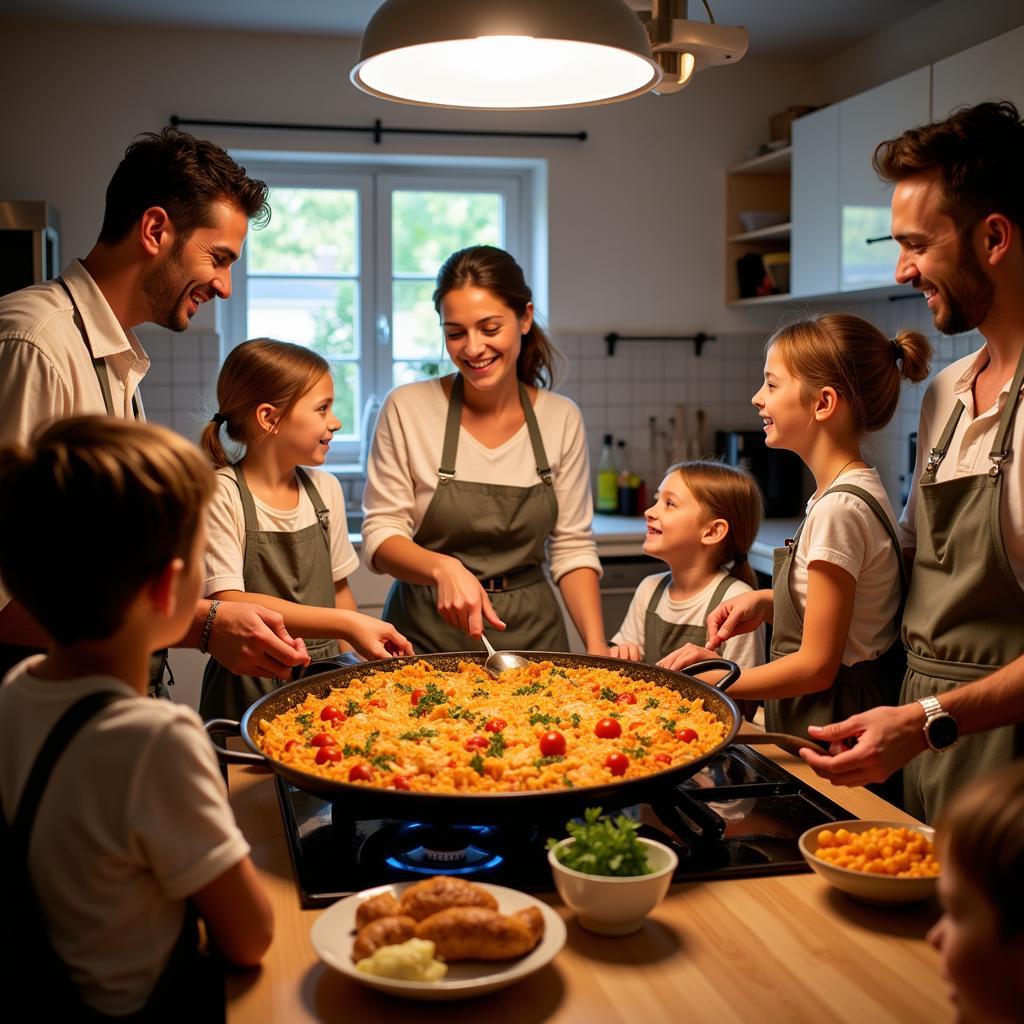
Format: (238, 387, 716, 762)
(221, 158, 533, 466)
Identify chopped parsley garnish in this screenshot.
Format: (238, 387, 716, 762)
(485, 732, 506, 759)
(448, 704, 478, 722)
(342, 730, 393, 771)
(622, 746, 649, 759)
(469, 753, 486, 776)
(471, 687, 490, 698)
(562, 774, 575, 788)
(534, 754, 566, 769)
(393, 681, 413, 693)
(600, 686, 618, 702)
(345, 698, 362, 717)
(658, 716, 677, 732)
(677, 704, 691, 715)
(399, 727, 437, 741)
(644, 697, 661, 710)
(529, 710, 561, 727)
(548, 668, 569, 679)
(569, 712, 581, 728)
(295, 712, 313, 729)
(409, 682, 448, 718)
(547, 807, 651, 877)
(512, 682, 545, 697)
(608, 711, 622, 719)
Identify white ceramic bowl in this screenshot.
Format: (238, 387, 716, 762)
(799, 820, 939, 905)
(547, 836, 678, 935)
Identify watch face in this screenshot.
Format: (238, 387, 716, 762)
(928, 713, 959, 749)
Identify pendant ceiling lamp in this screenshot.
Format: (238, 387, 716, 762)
(351, 0, 663, 110)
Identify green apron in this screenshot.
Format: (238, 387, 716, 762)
(382, 374, 569, 654)
(765, 483, 906, 742)
(900, 346, 1024, 823)
(643, 574, 734, 664)
(0, 279, 168, 699)
(199, 465, 340, 722)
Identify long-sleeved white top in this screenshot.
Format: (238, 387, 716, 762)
(361, 378, 601, 583)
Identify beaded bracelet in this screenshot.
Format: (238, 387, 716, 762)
(199, 599, 221, 654)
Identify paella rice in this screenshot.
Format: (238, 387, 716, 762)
(256, 659, 726, 793)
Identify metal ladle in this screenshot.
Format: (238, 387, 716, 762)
(480, 633, 531, 677)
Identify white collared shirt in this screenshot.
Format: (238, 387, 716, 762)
(0, 260, 150, 610)
(898, 345, 1024, 590)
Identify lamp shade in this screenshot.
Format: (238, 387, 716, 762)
(351, 0, 662, 110)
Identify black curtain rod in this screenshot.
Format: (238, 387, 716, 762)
(170, 115, 587, 144)
(604, 332, 716, 357)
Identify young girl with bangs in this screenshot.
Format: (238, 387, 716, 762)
(691, 315, 932, 744)
(608, 460, 766, 672)
(198, 339, 412, 721)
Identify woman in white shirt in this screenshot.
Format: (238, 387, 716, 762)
(362, 245, 605, 655)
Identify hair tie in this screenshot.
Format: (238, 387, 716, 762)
(890, 338, 905, 362)
(733, 552, 748, 564)
(211, 412, 226, 425)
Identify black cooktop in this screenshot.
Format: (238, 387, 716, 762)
(273, 744, 853, 909)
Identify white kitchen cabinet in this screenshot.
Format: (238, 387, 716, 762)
(791, 104, 840, 297)
(932, 25, 1024, 117)
(838, 66, 931, 291)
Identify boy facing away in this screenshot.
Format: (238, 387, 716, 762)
(0, 416, 272, 1019)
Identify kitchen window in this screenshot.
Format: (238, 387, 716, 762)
(222, 160, 534, 464)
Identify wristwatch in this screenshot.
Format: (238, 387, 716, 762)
(918, 694, 959, 752)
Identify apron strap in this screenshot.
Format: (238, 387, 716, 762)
(925, 399, 966, 476)
(56, 277, 139, 421)
(824, 483, 908, 601)
(645, 574, 672, 616)
(703, 574, 736, 623)
(988, 343, 1024, 477)
(518, 382, 554, 485)
(437, 375, 554, 486)
(229, 463, 261, 534)
(295, 466, 332, 553)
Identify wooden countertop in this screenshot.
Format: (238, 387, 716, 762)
(225, 749, 952, 1024)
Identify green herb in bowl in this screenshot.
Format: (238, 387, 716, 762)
(546, 807, 652, 877)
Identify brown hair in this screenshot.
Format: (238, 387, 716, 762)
(873, 100, 1024, 235)
(665, 461, 764, 590)
(200, 339, 331, 467)
(936, 761, 1024, 940)
(769, 314, 931, 436)
(0, 417, 214, 645)
(98, 127, 270, 245)
(432, 245, 564, 388)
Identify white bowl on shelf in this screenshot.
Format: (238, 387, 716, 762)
(547, 836, 678, 935)
(738, 210, 787, 232)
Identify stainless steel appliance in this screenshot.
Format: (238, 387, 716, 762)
(716, 429, 807, 517)
(0, 201, 60, 297)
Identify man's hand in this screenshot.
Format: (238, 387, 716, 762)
(798, 703, 928, 787)
(342, 613, 415, 661)
(206, 602, 310, 678)
(657, 643, 720, 672)
(706, 589, 772, 650)
(607, 642, 642, 662)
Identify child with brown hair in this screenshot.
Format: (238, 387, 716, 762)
(199, 338, 412, 721)
(929, 760, 1024, 1023)
(0, 417, 272, 1019)
(608, 460, 766, 671)
(696, 314, 932, 742)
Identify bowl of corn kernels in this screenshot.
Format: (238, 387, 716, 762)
(798, 820, 940, 904)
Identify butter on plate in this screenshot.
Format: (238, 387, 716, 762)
(355, 938, 448, 981)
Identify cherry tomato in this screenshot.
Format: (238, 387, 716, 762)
(539, 731, 566, 757)
(464, 735, 489, 751)
(484, 717, 507, 733)
(315, 746, 342, 765)
(320, 706, 346, 722)
(368, 699, 387, 708)
(590, 684, 601, 693)
(284, 740, 299, 753)
(616, 691, 637, 705)
(654, 753, 672, 765)
(594, 717, 622, 739)
(348, 763, 374, 782)
(411, 688, 425, 706)
(391, 775, 411, 790)
(311, 733, 336, 747)
(604, 752, 629, 776)
(676, 727, 698, 743)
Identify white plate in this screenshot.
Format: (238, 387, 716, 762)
(311, 880, 567, 1001)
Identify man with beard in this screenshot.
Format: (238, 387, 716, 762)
(797, 102, 1024, 822)
(0, 127, 310, 690)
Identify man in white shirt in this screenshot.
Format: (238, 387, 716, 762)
(0, 127, 309, 686)
(800, 102, 1024, 819)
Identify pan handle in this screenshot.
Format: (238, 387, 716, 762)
(203, 718, 267, 766)
(684, 658, 741, 691)
(739, 731, 816, 757)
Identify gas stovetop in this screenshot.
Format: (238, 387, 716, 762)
(274, 744, 853, 909)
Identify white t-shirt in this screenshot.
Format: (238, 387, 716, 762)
(203, 466, 359, 596)
(790, 468, 901, 665)
(611, 570, 766, 669)
(899, 345, 1024, 589)
(361, 378, 601, 583)
(0, 661, 250, 1016)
